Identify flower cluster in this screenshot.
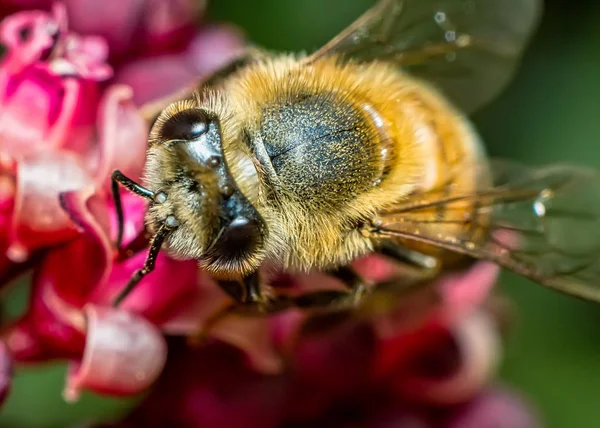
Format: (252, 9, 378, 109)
(101, 261, 539, 428)
(0, 1, 539, 427)
(0, 0, 243, 402)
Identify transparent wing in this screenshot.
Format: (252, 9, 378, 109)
(307, 0, 542, 113)
(370, 160, 600, 303)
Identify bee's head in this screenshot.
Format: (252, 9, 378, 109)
(143, 100, 266, 278)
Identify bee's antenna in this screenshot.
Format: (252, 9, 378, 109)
(112, 222, 174, 307)
(111, 170, 155, 250)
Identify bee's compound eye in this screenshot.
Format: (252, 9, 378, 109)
(161, 109, 209, 141)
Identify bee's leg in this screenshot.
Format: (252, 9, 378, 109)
(215, 271, 264, 305)
(319, 265, 369, 305)
(377, 242, 440, 274)
(328, 265, 366, 291)
(112, 223, 171, 307)
(262, 266, 369, 313)
(373, 242, 441, 289)
(271, 247, 441, 313)
(111, 170, 155, 250)
(358, 242, 440, 304)
(200, 267, 369, 324)
(187, 300, 239, 346)
(190, 268, 399, 347)
(190, 268, 372, 341)
(289, 289, 365, 311)
(189, 271, 270, 344)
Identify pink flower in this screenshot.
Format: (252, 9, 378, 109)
(4, 187, 199, 399)
(0, 0, 246, 405)
(92, 260, 540, 428)
(65, 0, 199, 59)
(0, 5, 145, 267)
(0, 3, 174, 400)
(0, 0, 246, 106)
(0, 0, 52, 17)
(5, 182, 278, 400)
(114, 24, 245, 106)
(1, 0, 196, 58)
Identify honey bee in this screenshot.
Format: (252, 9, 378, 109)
(112, 0, 600, 323)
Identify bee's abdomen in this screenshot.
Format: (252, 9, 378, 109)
(258, 93, 382, 208)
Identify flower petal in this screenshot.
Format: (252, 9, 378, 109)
(437, 261, 501, 322)
(59, 33, 112, 80)
(0, 6, 64, 70)
(366, 412, 430, 428)
(6, 280, 87, 362)
(0, 67, 100, 161)
(0, 170, 16, 229)
(44, 188, 112, 304)
(19, 186, 196, 364)
(0, 0, 52, 10)
(105, 191, 147, 250)
(94, 252, 200, 324)
(61, 185, 204, 330)
(136, 0, 200, 55)
(184, 25, 246, 76)
(208, 315, 283, 375)
(114, 24, 245, 107)
(94, 84, 148, 185)
(65, 0, 145, 59)
(113, 54, 197, 106)
(4, 318, 51, 362)
(0, 67, 68, 154)
(119, 340, 285, 428)
(372, 261, 500, 379)
(284, 316, 376, 421)
(290, 316, 376, 393)
(64, 305, 167, 401)
(396, 311, 501, 405)
(158, 270, 283, 374)
(447, 386, 541, 428)
(9, 151, 94, 259)
(352, 253, 410, 284)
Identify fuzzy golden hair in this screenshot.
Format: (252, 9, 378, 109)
(172, 54, 486, 273)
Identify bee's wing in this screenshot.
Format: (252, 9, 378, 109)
(369, 159, 600, 303)
(306, 0, 542, 113)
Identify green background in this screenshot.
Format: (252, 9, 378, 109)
(2, 1, 600, 427)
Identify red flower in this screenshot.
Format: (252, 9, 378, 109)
(4, 184, 282, 400)
(114, 24, 244, 106)
(95, 260, 540, 428)
(0, 1, 245, 402)
(1, 0, 195, 57)
(0, 5, 144, 270)
(1, 0, 245, 105)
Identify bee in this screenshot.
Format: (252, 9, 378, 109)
(112, 0, 600, 324)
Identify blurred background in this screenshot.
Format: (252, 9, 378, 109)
(1, 0, 600, 427)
